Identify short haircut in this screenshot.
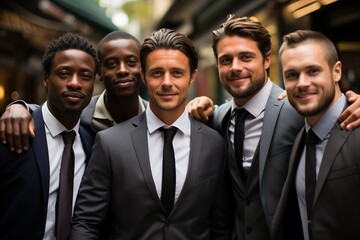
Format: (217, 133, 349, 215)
(212, 14, 272, 63)
(279, 30, 339, 68)
(140, 28, 198, 74)
(97, 31, 141, 56)
(42, 33, 99, 75)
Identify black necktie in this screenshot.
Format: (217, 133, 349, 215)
(160, 127, 177, 215)
(234, 108, 248, 177)
(305, 129, 319, 232)
(55, 130, 76, 240)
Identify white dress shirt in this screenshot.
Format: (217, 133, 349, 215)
(146, 106, 191, 203)
(42, 102, 86, 240)
(229, 79, 273, 168)
(295, 94, 346, 240)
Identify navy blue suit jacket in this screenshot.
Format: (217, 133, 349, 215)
(0, 107, 93, 240)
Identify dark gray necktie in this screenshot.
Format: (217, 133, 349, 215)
(305, 129, 319, 237)
(55, 130, 76, 240)
(160, 127, 177, 215)
(234, 108, 248, 178)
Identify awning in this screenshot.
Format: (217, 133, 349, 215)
(50, 0, 119, 34)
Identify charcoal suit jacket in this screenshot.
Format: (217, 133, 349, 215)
(70, 112, 233, 240)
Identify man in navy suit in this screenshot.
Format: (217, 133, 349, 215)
(70, 28, 233, 240)
(0, 33, 97, 240)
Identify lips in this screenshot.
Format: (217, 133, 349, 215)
(62, 91, 84, 103)
(113, 78, 134, 88)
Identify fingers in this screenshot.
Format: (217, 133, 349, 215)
(339, 91, 360, 130)
(277, 90, 288, 100)
(187, 96, 214, 123)
(0, 104, 33, 153)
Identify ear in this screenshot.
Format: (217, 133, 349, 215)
(264, 51, 272, 71)
(140, 68, 147, 86)
(333, 61, 342, 83)
(43, 73, 49, 90)
(190, 69, 198, 85)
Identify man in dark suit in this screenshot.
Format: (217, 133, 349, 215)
(0, 33, 97, 240)
(0, 31, 147, 152)
(272, 30, 360, 240)
(188, 15, 360, 240)
(70, 28, 233, 240)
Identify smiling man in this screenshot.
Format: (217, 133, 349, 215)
(272, 30, 360, 240)
(0, 33, 98, 240)
(70, 28, 233, 240)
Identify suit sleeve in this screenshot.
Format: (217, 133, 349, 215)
(70, 133, 112, 240)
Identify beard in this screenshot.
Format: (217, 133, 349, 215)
(290, 87, 335, 117)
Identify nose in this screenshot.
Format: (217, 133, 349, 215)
(67, 74, 82, 89)
(117, 62, 129, 75)
(161, 72, 173, 88)
(297, 73, 311, 87)
(230, 58, 243, 72)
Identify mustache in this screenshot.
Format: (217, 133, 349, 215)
(62, 91, 85, 98)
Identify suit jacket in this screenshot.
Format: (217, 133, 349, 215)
(272, 122, 360, 240)
(210, 83, 303, 238)
(0, 107, 94, 240)
(80, 94, 148, 135)
(70, 112, 233, 240)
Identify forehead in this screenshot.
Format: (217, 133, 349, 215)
(99, 39, 140, 58)
(217, 35, 260, 55)
(146, 49, 189, 68)
(52, 49, 95, 71)
(281, 42, 326, 69)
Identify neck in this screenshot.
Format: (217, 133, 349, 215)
(104, 92, 140, 123)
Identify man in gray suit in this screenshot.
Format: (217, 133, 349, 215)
(272, 30, 360, 240)
(70, 28, 233, 240)
(188, 15, 360, 240)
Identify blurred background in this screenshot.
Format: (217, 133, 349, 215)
(0, 0, 359, 113)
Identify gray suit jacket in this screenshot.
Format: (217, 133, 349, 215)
(210, 83, 303, 238)
(70, 112, 233, 240)
(272, 122, 360, 240)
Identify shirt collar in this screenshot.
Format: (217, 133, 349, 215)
(146, 106, 190, 135)
(306, 93, 346, 141)
(231, 79, 273, 118)
(42, 101, 80, 138)
(93, 90, 146, 120)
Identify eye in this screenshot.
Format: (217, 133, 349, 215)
(308, 68, 320, 76)
(80, 71, 93, 81)
(127, 57, 138, 67)
(240, 54, 253, 62)
(104, 59, 117, 69)
(57, 70, 70, 79)
(151, 70, 163, 78)
(284, 71, 299, 81)
(172, 70, 184, 78)
(219, 56, 232, 65)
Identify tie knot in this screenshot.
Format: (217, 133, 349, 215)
(305, 129, 319, 144)
(61, 130, 76, 144)
(235, 108, 248, 122)
(161, 127, 177, 143)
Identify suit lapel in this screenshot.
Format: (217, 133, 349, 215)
(259, 85, 285, 186)
(32, 108, 50, 210)
(313, 123, 350, 206)
(131, 113, 163, 209)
